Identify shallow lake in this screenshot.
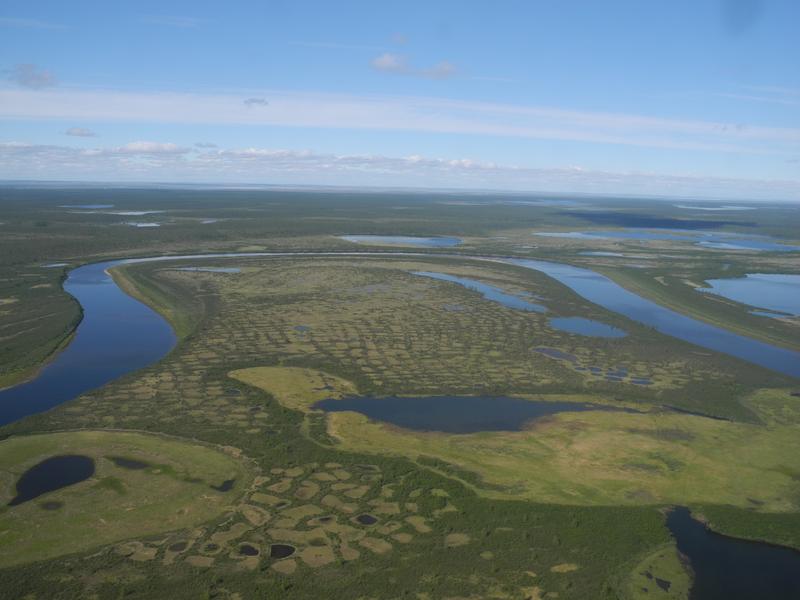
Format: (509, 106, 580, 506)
(339, 235, 461, 247)
(548, 317, 627, 338)
(8, 455, 95, 506)
(666, 507, 800, 600)
(313, 395, 634, 433)
(412, 271, 547, 312)
(698, 273, 800, 317)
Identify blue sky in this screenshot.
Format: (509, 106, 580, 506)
(1, 0, 798, 200)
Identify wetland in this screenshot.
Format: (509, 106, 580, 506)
(1, 187, 800, 599)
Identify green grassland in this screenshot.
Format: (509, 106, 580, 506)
(0, 430, 252, 567)
(233, 365, 800, 510)
(1, 187, 799, 598)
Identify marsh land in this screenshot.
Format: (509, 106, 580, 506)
(1, 185, 799, 599)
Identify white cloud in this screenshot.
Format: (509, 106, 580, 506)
(195, 142, 217, 148)
(243, 97, 269, 107)
(0, 141, 797, 201)
(1, 87, 797, 157)
(110, 141, 190, 155)
(371, 53, 407, 73)
(65, 127, 96, 137)
(7, 64, 56, 89)
(371, 54, 456, 80)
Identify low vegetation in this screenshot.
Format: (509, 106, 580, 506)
(0, 189, 798, 598)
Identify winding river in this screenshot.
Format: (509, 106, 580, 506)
(2, 250, 799, 427)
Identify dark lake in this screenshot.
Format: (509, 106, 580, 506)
(270, 544, 296, 559)
(9, 455, 95, 506)
(313, 395, 633, 433)
(666, 507, 800, 600)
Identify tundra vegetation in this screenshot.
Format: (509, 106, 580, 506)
(1, 187, 799, 599)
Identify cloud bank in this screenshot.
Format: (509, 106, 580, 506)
(1, 141, 797, 201)
(1, 87, 796, 156)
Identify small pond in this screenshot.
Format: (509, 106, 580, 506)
(108, 456, 150, 470)
(698, 273, 800, 318)
(356, 514, 378, 525)
(270, 544, 296, 559)
(313, 395, 634, 433)
(534, 347, 651, 384)
(339, 235, 461, 247)
(239, 544, 259, 556)
(211, 479, 235, 492)
(8, 455, 95, 506)
(666, 506, 800, 599)
(548, 317, 627, 338)
(413, 271, 547, 313)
